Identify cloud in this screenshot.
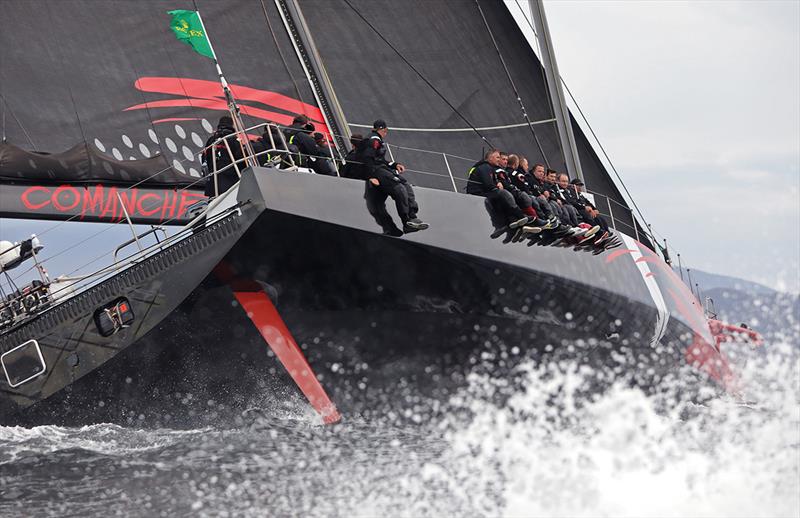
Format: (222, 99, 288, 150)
(511, 0, 800, 292)
(724, 169, 775, 182)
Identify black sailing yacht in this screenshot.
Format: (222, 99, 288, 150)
(0, 0, 740, 426)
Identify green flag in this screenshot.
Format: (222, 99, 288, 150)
(167, 10, 214, 60)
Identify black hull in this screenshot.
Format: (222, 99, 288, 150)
(3, 168, 728, 426)
(0, 173, 269, 424)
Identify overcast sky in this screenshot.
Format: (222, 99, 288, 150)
(511, 0, 799, 293)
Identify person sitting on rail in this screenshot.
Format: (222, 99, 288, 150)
(552, 172, 582, 227)
(527, 163, 559, 222)
(202, 115, 243, 197)
(564, 178, 613, 242)
(543, 168, 577, 227)
(498, 153, 539, 221)
(512, 155, 557, 225)
(283, 115, 336, 176)
(361, 119, 429, 235)
(466, 149, 529, 231)
(340, 134, 365, 179)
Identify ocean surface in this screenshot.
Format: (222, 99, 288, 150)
(1, 336, 798, 517)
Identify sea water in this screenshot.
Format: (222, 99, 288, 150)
(1, 336, 798, 517)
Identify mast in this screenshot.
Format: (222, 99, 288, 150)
(528, 0, 584, 183)
(274, 0, 351, 157)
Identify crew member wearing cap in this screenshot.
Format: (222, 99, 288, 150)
(283, 114, 336, 176)
(359, 119, 429, 235)
(202, 115, 243, 197)
(563, 177, 612, 240)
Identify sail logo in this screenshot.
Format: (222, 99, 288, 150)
(14, 184, 205, 225)
(173, 19, 204, 38)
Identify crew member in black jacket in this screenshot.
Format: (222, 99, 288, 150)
(283, 115, 336, 176)
(361, 120, 428, 235)
(527, 163, 559, 221)
(202, 115, 242, 197)
(544, 168, 577, 226)
(564, 178, 611, 236)
(340, 134, 365, 179)
(466, 149, 528, 229)
(512, 155, 556, 222)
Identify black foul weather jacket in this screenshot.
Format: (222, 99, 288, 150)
(511, 167, 533, 194)
(340, 148, 364, 179)
(563, 187, 596, 211)
(284, 123, 324, 165)
(466, 160, 498, 196)
(359, 131, 399, 187)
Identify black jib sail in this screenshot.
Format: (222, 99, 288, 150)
(1, 0, 643, 238)
(297, 0, 644, 237)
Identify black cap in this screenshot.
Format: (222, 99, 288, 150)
(218, 115, 233, 127)
(570, 178, 584, 186)
(372, 119, 387, 130)
(292, 114, 309, 125)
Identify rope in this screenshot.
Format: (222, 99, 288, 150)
(340, 0, 493, 148)
(509, 0, 657, 248)
(43, 0, 87, 148)
(0, 95, 36, 149)
(126, 42, 167, 160)
(259, 0, 307, 108)
(1, 40, 4, 143)
(474, 0, 549, 167)
(349, 118, 556, 134)
(560, 80, 653, 242)
(512, 0, 555, 122)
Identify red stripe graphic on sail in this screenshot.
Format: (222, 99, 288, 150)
(124, 77, 331, 141)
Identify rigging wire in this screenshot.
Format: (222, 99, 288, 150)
(126, 45, 168, 161)
(151, 5, 202, 126)
(340, 0, 493, 148)
(512, 0, 555, 122)
(474, 0, 549, 167)
(259, 0, 307, 109)
(560, 80, 652, 238)
(0, 96, 36, 149)
(43, 1, 88, 148)
(193, 0, 261, 149)
(1, 41, 5, 143)
(509, 0, 655, 242)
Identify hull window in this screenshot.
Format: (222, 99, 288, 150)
(1, 339, 47, 388)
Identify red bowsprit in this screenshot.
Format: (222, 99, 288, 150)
(233, 290, 341, 424)
(214, 263, 340, 424)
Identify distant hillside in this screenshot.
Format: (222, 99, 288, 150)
(682, 268, 799, 343)
(682, 269, 776, 296)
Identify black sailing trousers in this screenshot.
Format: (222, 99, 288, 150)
(364, 173, 419, 233)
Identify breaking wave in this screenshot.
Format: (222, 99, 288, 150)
(396, 340, 799, 517)
(1, 339, 797, 516)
